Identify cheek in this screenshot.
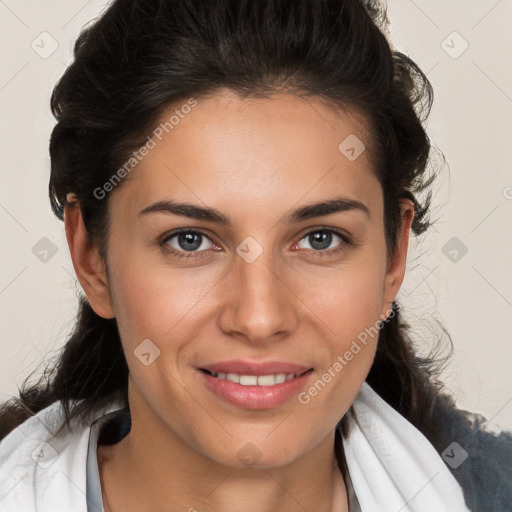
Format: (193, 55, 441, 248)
(295, 258, 385, 389)
(108, 247, 216, 344)
(299, 260, 386, 340)
(107, 257, 215, 407)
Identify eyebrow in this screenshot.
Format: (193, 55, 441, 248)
(138, 196, 371, 225)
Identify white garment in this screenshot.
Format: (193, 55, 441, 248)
(0, 382, 470, 511)
(343, 382, 470, 511)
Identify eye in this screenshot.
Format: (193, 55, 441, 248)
(159, 227, 352, 261)
(160, 230, 218, 260)
(295, 228, 351, 257)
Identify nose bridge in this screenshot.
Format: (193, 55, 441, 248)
(221, 239, 296, 342)
(237, 243, 278, 295)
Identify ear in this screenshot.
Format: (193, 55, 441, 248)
(64, 196, 115, 319)
(380, 198, 415, 320)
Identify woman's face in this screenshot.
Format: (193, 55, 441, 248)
(76, 89, 413, 468)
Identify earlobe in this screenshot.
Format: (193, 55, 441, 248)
(381, 199, 415, 317)
(64, 198, 115, 319)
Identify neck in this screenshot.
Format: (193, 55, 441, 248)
(98, 434, 348, 512)
(97, 385, 349, 512)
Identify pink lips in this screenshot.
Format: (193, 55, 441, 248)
(197, 359, 314, 410)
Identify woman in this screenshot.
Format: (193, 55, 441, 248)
(0, 0, 510, 511)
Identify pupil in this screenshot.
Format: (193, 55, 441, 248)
(179, 233, 201, 251)
(310, 231, 331, 250)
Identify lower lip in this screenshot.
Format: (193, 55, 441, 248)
(198, 369, 314, 410)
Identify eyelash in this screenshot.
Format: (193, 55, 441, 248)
(158, 227, 353, 261)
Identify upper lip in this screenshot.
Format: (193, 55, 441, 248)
(199, 359, 312, 377)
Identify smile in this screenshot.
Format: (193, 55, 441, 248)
(198, 368, 314, 409)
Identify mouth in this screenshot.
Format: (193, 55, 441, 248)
(197, 366, 315, 409)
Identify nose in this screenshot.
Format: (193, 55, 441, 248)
(218, 246, 298, 345)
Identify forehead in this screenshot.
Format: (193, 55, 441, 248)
(110, 89, 382, 223)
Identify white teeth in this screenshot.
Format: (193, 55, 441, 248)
(239, 375, 258, 385)
(208, 371, 300, 386)
(257, 374, 277, 386)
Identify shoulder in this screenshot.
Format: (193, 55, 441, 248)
(452, 422, 512, 512)
(0, 399, 65, 474)
(0, 399, 125, 511)
(433, 398, 512, 512)
(0, 400, 70, 510)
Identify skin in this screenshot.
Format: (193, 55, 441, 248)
(64, 88, 414, 512)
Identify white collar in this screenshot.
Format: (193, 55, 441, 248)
(342, 381, 470, 511)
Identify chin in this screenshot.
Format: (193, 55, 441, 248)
(203, 438, 305, 470)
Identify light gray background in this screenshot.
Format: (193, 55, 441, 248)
(1, 0, 511, 430)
